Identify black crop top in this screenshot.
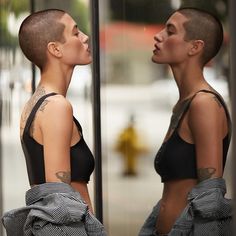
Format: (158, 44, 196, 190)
(154, 90, 231, 182)
(21, 93, 95, 185)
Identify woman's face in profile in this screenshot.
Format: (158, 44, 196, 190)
(59, 13, 92, 66)
(152, 12, 192, 65)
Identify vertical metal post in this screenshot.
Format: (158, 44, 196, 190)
(0, 4, 4, 236)
(31, 64, 36, 94)
(30, 0, 36, 94)
(229, 0, 236, 234)
(0, 95, 3, 236)
(90, 0, 103, 222)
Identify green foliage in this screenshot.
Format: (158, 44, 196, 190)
(0, 6, 18, 47)
(70, 0, 90, 34)
(0, 0, 28, 47)
(10, 0, 29, 17)
(32, 0, 89, 34)
(0, 0, 89, 47)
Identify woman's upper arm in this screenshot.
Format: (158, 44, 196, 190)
(40, 96, 73, 184)
(188, 94, 226, 182)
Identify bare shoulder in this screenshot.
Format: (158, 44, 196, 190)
(39, 95, 73, 128)
(41, 94, 72, 113)
(189, 92, 224, 118)
(21, 94, 72, 119)
(188, 91, 227, 135)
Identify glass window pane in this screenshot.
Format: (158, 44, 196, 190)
(100, 1, 231, 235)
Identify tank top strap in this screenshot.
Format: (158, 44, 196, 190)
(23, 93, 57, 135)
(174, 89, 232, 141)
(193, 89, 232, 141)
(194, 89, 231, 120)
(73, 116, 83, 134)
(170, 98, 192, 131)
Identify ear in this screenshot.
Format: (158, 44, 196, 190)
(188, 40, 204, 56)
(47, 42, 62, 58)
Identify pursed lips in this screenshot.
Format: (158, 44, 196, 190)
(84, 44, 90, 53)
(86, 41, 91, 53)
(153, 44, 161, 54)
(155, 44, 160, 51)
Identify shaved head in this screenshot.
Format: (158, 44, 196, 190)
(176, 8, 223, 66)
(19, 9, 66, 70)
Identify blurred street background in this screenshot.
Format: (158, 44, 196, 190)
(0, 0, 232, 235)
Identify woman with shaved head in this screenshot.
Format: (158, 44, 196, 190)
(2, 9, 106, 235)
(139, 7, 232, 236)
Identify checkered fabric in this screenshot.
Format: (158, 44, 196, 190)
(139, 178, 233, 236)
(2, 182, 107, 236)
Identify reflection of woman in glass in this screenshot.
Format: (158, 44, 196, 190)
(139, 8, 232, 236)
(2, 9, 106, 235)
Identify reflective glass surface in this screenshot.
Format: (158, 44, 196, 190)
(0, 1, 232, 236)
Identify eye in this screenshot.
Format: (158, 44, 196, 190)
(167, 30, 174, 36)
(74, 31, 79, 36)
(166, 24, 176, 36)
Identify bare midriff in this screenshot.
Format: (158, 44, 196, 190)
(156, 179, 197, 235)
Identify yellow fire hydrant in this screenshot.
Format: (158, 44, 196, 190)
(114, 116, 147, 176)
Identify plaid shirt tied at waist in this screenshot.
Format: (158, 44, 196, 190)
(2, 182, 107, 236)
(169, 178, 233, 235)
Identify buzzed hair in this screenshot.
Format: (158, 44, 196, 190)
(176, 8, 223, 66)
(19, 9, 66, 70)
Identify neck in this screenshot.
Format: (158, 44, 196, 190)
(38, 64, 74, 96)
(170, 62, 209, 102)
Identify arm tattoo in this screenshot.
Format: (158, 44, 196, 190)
(39, 100, 49, 112)
(26, 86, 47, 115)
(197, 167, 216, 182)
(55, 171, 71, 184)
(20, 86, 47, 138)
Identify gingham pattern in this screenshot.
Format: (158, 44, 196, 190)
(2, 182, 107, 236)
(139, 178, 233, 236)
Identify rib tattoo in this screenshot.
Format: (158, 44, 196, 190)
(55, 171, 71, 184)
(197, 167, 216, 182)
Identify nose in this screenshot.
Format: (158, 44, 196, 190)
(80, 31, 89, 43)
(154, 30, 164, 42)
(83, 34, 89, 43)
